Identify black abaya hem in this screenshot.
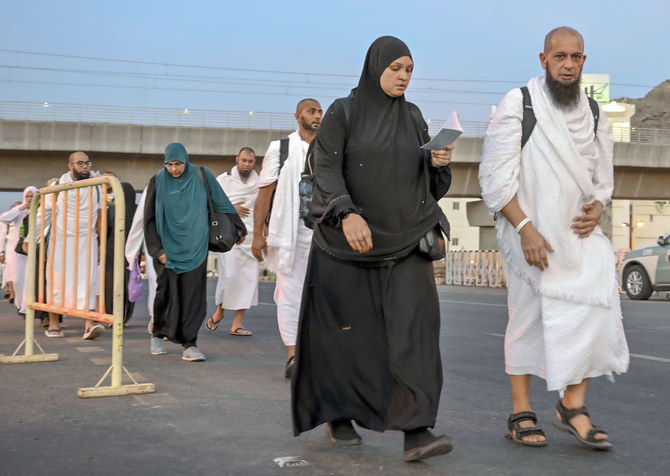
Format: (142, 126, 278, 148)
(292, 245, 443, 435)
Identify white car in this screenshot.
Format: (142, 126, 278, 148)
(620, 233, 670, 300)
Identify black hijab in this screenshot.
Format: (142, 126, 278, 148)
(312, 36, 444, 262)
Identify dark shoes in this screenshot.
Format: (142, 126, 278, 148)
(553, 400, 612, 450)
(403, 428, 453, 462)
(505, 411, 547, 447)
(284, 355, 295, 379)
(325, 419, 362, 446)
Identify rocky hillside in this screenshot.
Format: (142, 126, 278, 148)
(614, 79, 670, 129)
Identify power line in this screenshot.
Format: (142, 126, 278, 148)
(0, 78, 497, 107)
(0, 48, 526, 85)
(0, 64, 512, 96)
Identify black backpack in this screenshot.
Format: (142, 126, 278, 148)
(264, 137, 290, 226)
(520, 86, 600, 148)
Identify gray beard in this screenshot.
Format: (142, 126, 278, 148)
(545, 72, 582, 110)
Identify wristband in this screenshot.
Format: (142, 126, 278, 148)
(515, 217, 531, 234)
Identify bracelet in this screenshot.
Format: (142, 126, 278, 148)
(515, 217, 531, 234)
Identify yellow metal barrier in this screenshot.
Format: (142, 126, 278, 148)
(0, 176, 155, 398)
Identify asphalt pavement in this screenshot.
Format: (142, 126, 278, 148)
(1, 281, 668, 476)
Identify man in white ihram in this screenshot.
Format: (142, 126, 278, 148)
(479, 26, 629, 450)
(38, 152, 106, 340)
(205, 147, 260, 336)
(252, 98, 322, 378)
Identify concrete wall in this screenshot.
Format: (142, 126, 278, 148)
(0, 120, 668, 198)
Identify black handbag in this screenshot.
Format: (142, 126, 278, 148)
(417, 226, 445, 261)
(417, 214, 450, 261)
(195, 167, 246, 253)
(14, 236, 27, 256)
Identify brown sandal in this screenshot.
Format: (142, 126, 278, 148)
(205, 313, 224, 331)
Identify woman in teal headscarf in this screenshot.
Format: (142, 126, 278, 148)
(145, 142, 243, 361)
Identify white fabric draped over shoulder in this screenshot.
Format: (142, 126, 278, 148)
(479, 75, 616, 307)
(217, 166, 258, 260)
(256, 130, 312, 274)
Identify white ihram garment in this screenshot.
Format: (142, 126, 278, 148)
(257, 131, 313, 346)
(214, 166, 259, 310)
(124, 187, 157, 317)
(37, 172, 101, 310)
(0, 205, 27, 284)
(0, 222, 6, 287)
(479, 76, 629, 392)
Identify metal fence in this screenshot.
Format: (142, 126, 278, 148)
(0, 100, 500, 138)
(2, 100, 668, 143)
(444, 250, 506, 288)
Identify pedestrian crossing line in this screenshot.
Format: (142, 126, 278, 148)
(439, 299, 507, 307)
(75, 346, 105, 353)
(90, 357, 111, 366)
(631, 353, 670, 363)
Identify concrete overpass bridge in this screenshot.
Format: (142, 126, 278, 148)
(1, 101, 668, 202)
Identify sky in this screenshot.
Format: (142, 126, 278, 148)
(0, 0, 668, 128)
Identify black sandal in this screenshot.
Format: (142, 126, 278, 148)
(553, 400, 612, 450)
(505, 411, 547, 447)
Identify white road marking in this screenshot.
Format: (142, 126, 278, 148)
(74, 346, 105, 353)
(631, 353, 670, 363)
(484, 333, 505, 338)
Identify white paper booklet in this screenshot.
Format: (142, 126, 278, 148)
(420, 111, 463, 150)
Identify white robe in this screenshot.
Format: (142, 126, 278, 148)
(124, 187, 157, 317)
(479, 75, 629, 392)
(257, 131, 313, 346)
(0, 205, 26, 284)
(214, 166, 259, 310)
(37, 172, 101, 310)
(0, 222, 6, 287)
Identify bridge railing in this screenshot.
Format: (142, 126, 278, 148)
(2, 100, 669, 144)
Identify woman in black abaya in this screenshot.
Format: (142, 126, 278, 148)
(292, 36, 455, 462)
(104, 182, 137, 324)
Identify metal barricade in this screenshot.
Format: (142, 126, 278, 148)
(445, 250, 506, 288)
(0, 176, 155, 398)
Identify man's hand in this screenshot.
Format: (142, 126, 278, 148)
(251, 234, 267, 262)
(519, 223, 554, 271)
(0, 254, 4, 264)
(342, 213, 373, 253)
(158, 253, 167, 264)
(19, 202, 30, 210)
(430, 144, 455, 167)
(22, 241, 28, 254)
(572, 201, 603, 239)
(233, 202, 250, 218)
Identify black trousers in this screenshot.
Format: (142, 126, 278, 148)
(152, 259, 207, 348)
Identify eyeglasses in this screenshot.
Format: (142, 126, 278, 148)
(70, 161, 92, 167)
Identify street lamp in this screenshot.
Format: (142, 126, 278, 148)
(621, 203, 644, 250)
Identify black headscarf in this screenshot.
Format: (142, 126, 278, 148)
(311, 36, 446, 262)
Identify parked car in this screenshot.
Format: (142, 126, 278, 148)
(620, 233, 670, 300)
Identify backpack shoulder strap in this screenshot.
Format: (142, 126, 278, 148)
(520, 86, 536, 149)
(278, 138, 289, 172)
(587, 97, 600, 137)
